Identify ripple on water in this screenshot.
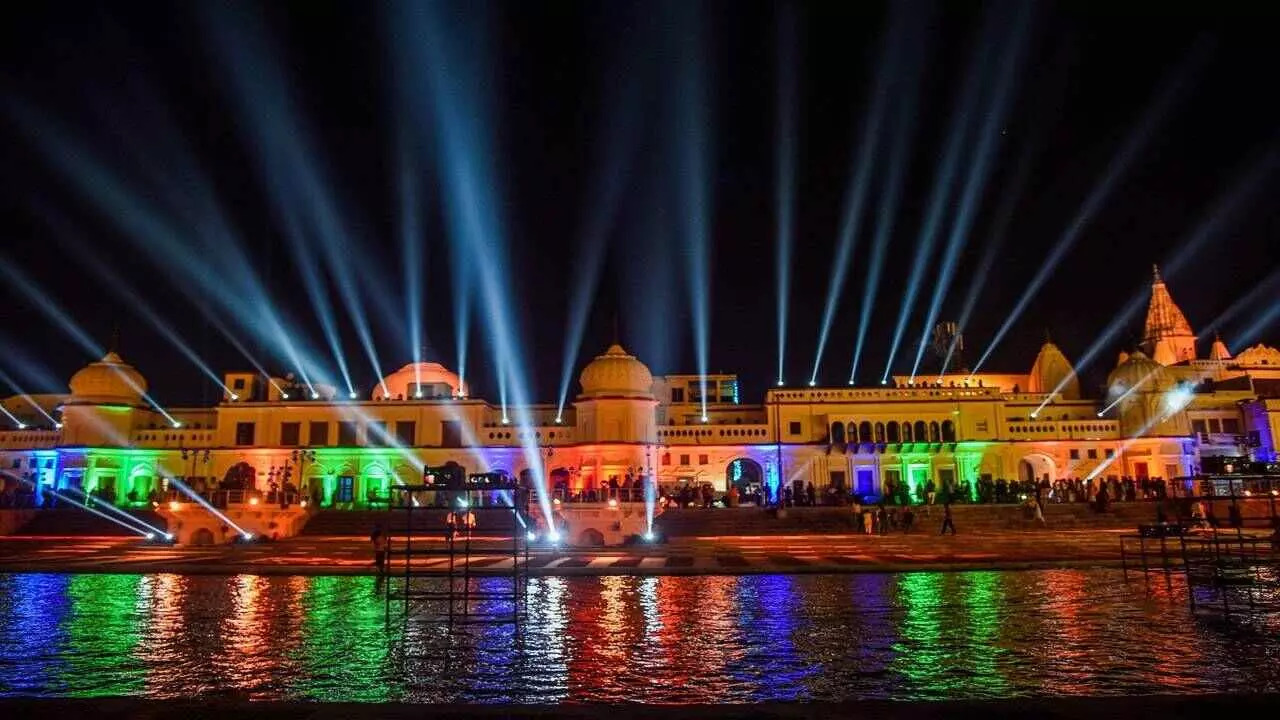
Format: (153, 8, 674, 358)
(0, 569, 1278, 702)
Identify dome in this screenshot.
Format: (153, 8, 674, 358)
(376, 362, 466, 399)
(578, 344, 653, 398)
(68, 352, 147, 404)
(1028, 341, 1079, 399)
(1106, 349, 1165, 399)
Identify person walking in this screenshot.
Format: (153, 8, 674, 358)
(940, 502, 956, 535)
(925, 479, 936, 506)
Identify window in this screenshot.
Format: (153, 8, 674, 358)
(337, 421, 359, 446)
(1105, 448, 1115, 458)
(721, 379, 739, 404)
(336, 475, 354, 503)
(441, 420, 463, 448)
(395, 421, 416, 446)
(679, 454, 690, 466)
(366, 422, 387, 446)
(1208, 418, 1222, 434)
(234, 422, 255, 446)
(788, 421, 802, 436)
(9, 459, 18, 469)
(886, 421, 900, 443)
(232, 377, 245, 389)
(698, 454, 709, 465)
(941, 420, 956, 442)
(1221, 418, 1240, 434)
(662, 453, 671, 466)
(1087, 448, 1098, 460)
(859, 421, 873, 444)
(830, 422, 846, 443)
(1069, 449, 1080, 460)
(309, 421, 330, 446)
(280, 422, 301, 447)
(671, 387, 685, 403)
(976, 419, 989, 433)
(1191, 419, 1207, 435)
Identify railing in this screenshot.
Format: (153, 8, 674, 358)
(657, 423, 772, 444)
(164, 489, 302, 508)
(0, 430, 60, 449)
(131, 428, 217, 448)
(768, 387, 1004, 403)
(549, 487, 650, 504)
(1003, 419, 1120, 440)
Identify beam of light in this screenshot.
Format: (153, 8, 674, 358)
(398, 132, 427, 392)
(1030, 146, 1278, 416)
(970, 46, 1204, 375)
(941, 137, 1037, 378)
(554, 68, 639, 421)
(31, 204, 237, 398)
(166, 477, 254, 539)
(775, 3, 798, 387)
(809, 7, 905, 386)
(2, 471, 154, 537)
(1230, 301, 1280, 352)
(0, 332, 64, 393)
(1200, 268, 1280, 341)
(849, 10, 927, 385)
(669, 4, 713, 418)
(909, 5, 1032, 381)
(0, 404, 24, 429)
(1097, 368, 1156, 417)
(1086, 384, 1195, 480)
(59, 486, 171, 537)
(881, 8, 988, 383)
(0, 369, 58, 426)
(0, 257, 181, 427)
(389, 1, 553, 527)
(4, 100, 327, 394)
(201, 3, 390, 398)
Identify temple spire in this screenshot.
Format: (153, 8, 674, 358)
(1143, 263, 1196, 365)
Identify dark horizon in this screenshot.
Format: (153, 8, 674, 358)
(1, 1, 1277, 408)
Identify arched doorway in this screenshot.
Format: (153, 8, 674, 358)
(726, 458, 764, 504)
(549, 467, 572, 499)
(220, 462, 256, 490)
(1018, 454, 1056, 484)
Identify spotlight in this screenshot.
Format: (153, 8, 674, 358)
(230, 393, 240, 401)
(555, 416, 563, 424)
(311, 392, 320, 399)
(248, 496, 260, 506)
(701, 415, 709, 423)
(847, 380, 855, 386)
(349, 391, 358, 399)
(242, 533, 254, 541)
(553, 498, 562, 506)
(17, 423, 26, 429)
(547, 530, 561, 543)
(502, 417, 511, 425)
(643, 531, 655, 542)
(164, 532, 174, 540)
(527, 530, 538, 542)
(145, 532, 155, 540)
(300, 499, 308, 508)
(776, 379, 785, 387)
(281, 392, 290, 399)
(168, 501, 180, 511)
(414, 391, 423, 398)
(1030, 412, 1038, 419)
(171, 421, 182, 428)
(808, 379, 816, 387)
(54, 422, 63, 429)
(880, 380, 887, 386)
(1096, 412, 1104, 417)
(607, 498, 618, 508)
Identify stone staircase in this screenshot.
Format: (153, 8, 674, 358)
(654, 502, 1168, 537)
(299, 509, 521, 536)
(10, 508, 168, 537)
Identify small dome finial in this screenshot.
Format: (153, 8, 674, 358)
(1152, 264, 1162, 283)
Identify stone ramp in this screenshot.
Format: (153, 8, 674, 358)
(9, 508, 168, 536)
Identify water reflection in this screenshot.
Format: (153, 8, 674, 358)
(1, 569, 1278, 702)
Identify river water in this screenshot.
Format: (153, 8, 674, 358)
(1, 569, 1277, 703)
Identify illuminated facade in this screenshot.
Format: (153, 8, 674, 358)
(1, 270, 1277, 508)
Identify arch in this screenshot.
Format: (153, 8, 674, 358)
(190, 528, 216, 546)
(549, 466, 572, 495)
(577, 527, 605, 547)
(846, 422, 857, 441)
(913, 421, 928, 443)
(874, 422, 885, 444)
(830, 422, 846, 444)
(886, 421, 900, 443)
(220, 462, 256, 490)
(1018, 453, 1056, 485)
(726, 457, 765, 500)
(858, 421, 873, 444)
(941, 420, 956, 443)
(901, 421, 913, 442)
(929, 421, 941, 443)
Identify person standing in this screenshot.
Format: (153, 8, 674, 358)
(370, 524, 389, 575)
(940, 502, 956, 535)
(925, 479, 936, 506)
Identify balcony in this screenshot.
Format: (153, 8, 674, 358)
(657, 424, 772, 445)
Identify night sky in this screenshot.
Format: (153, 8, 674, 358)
(0, 1, 1276, 408)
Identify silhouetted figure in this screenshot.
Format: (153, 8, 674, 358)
(940, 502, 956, 535)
